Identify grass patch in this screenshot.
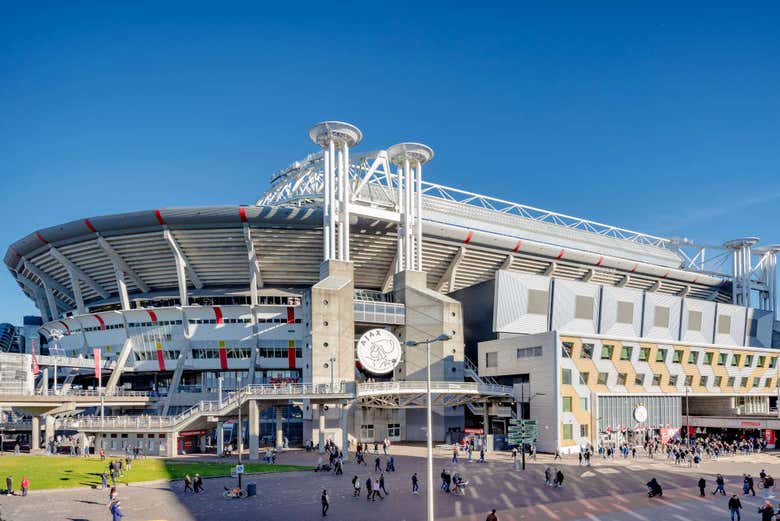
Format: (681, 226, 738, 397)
(0, 456, 309, 491)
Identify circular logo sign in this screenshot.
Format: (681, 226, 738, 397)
(356, 329, 402, 374)
(633, 405, 648, 423)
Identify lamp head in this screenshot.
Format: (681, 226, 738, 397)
(435, 334, 452, 342)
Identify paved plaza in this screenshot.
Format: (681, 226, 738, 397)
(3, 447, 780, 521)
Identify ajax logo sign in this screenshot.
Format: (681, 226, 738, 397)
(357, 329, 402, 374)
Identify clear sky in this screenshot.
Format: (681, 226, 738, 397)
(0, 2, 778, 323)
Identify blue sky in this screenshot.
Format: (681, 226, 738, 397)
(0, 2, 778, 323)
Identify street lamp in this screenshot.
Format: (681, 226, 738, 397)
(684, 386, 691, 446)
(517, 387, 545, 470)
(405, 333, 452, 521)
(323, 357, 336, 391)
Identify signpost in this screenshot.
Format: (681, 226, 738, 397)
(235, 464, 245, 488)
(508, 419, 537, 470)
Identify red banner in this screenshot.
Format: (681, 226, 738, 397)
(286, 306, 295, 324)
(464, 428, 484, 434)
(154, 342, 165, 371)
(93, 348, 101, 380)
(218, 340, 228, 370)
(765, 430, 776, 448)
(287, 340, 296, 369)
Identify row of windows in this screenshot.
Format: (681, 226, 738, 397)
(561, 395, 588, 412)
(187, 318, 302, 325)
(128, 321, 183, 327)
(258, 347, 303, 359)
(563, 342, 777, 369)
(84, 324, 125, 332)
(133, 350, 181, 361)
(562, 424, 588, 440)
(563, 367, 777, 389)
(516, 346, 542, 359)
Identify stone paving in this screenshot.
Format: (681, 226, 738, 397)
(3, 447, 780, 520)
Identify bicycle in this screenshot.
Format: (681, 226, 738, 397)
(222, 487, 248, 499)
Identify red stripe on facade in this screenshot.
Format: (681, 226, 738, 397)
(154, 209, 166, 225)
(512, 240, 522, 253)
(286, 306, 295, 324)
(94, 314, 106, 331)
(239, 207, 248, 223)
(146, 310, 158, 322)
(288, 348, 296, 369)
(595, 256, 604, 266)
(662, 272, 669, 279)
(463, 230, 474, 244)
(156, 350, 166, 371)
(58, 321, 70, 334)
(556, 249, 565, 260)
(213, 306, 223, 325)
(630, 264, 638, 273)
(35, 231, 48, 244)
(218, 347, 228, 370)
(693, 277, 699, 284)
(84, 218, 97, 233)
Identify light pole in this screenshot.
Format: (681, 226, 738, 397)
(237, 376, 243, 465)
(323, 357, 336, 391)
(685, 386, 691, 446)
(218, 376, 224, 409)
(405, 333, 452, 521)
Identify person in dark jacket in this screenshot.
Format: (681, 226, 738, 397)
(714, 474, 726, 495)
(758, 500, 774, 521)
(321, 489, 329, 517)
(746, 474, 756, 496)
(555, 469, 564, 488)
(697, 477, 706, 497)
(727, 494, 742, 521)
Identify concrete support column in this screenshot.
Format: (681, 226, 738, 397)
(341, 403, 350, 460)
(483, 401, 489, 436)
(45, 415, 55, 452)
(248, 400, 260, 460)
(80, 432, 88, 455)
(275, 406, 284, 450)
(318, 405, 326, 453)
(167, 432, 178, 457)
(216, 422, 225, 457)
(31, 416, 40, 452)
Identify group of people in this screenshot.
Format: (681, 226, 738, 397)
(183, 473, 205, 493)
(4, 475, 30, 496)
(543, 466, 565, 487)
(439, 468, 468, 495)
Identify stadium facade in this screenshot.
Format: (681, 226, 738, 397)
(1, 121, 779, 456)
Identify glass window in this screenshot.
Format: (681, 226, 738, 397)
(704, 352, 714, 365)
(699, 375, 708, 387)
(656, 349, 667, 363)
(360, 424, 375, 439)
(580, 372, 589, 384)
(638, 347, 651, 362)
(669, 375, 678, 386)
(516, 346, 543, 358)
(673, 350, 683, 363)
(563, 424, 573, 440)
(765, 379, 773, 388)
(749, 318, 759, 337)
(727, 377, 736, 387)
(717, 353, 727, 366)
(731, 354, 741, 367)
(601, 345, 614, 360)
(616, 373, 627, 386)
(635, 373, 645, 386)
(654, 306, 670, 328)
(620, 346, 633, 361)
(758, 356, 767, 368)
(580, 343, 594, 359)
(753, 377, 760, 387)
(652, 374, 662, 386)
(575, 295, 594, 320)
(485, 352, 498, 368)
(580, 398, 588, 411)
(688, 351, 699, 364)
(741, 377, 749, 388)
(388, 424, 400, 438)
(744, 355, 754, 368)
(684, 375, 693, 386)
(580, 424, 589, 437)
(771, 358, 778, 369)
(562, 396, 572, 412)
(714, 376, 722, 387)
(562, 342, 573, 358)
(561, 369, 572, 385)
(597, 372, 608, 385)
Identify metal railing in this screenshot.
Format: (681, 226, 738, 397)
(32, 389, 151, 398)
(357, 381, 512, 395)
(463, 357, 500, 386)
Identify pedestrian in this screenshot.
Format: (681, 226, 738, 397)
(388, 455, 396, 472)
(380, 472, 389, 495)
(111, 467, 117, 485)
(452, 447, 458, 464)
(101, 472, 108, 490)
(544, 466, 552, 487)
(111, 499, 124, 520)
(6, 475, 13, 495)
(444, 470, 452, 493)
(747, 474, 756, 496)
(107, 486, 118, 506)
(321, 489, 329, 517)
(374, 456, 381, 473)
(555, 469, 564, 488)
(352, 475, 361, 497)
(486, 509, 498, 521)
(100, 448, 105, 460)
(20, 476, 28, 496)
(118, 459, 124, 477)
(412, 473, 419, 495)
(479, 447, 485, 463)
(714, 474, 726, 495)
(554, 449, 561, 460)
(372, 478, 384, 501)
(366, 477, 372, 501)
(698, 477, 706, 497)
(184, 474, 193, 492)
(728, 494, 742, 521)
(758, 501, 775, 521)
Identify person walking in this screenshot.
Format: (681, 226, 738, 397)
(714, 474, 726, 496)
(352, 475, 361, 497)
(184, 474, 193, 493)
(365, 477, 372, 501)
(555, 469, 564, 488)
(544, 467, 552, 487)
(20, 476, 28, 497)
(371, 478, 384, 501)
(554, 449, 561, 460)
(698, 477, 706, 497)
(321, 489, 329, 517)
(452, 447, 458, 464)
(5, 475, 13, 496)
(101, 472, 108, 490)
(379, 473, 389, 495)
(111, 499, 124, 521)
(758, 500, 775, 521)
(374, 456, 382, 473)
(107, 486, 118, 506)
(486, 509, 498, 521)
(411, 473, 419, 495)
(479, 447, 485, 463)
(194, 474, 203, 493)
(747, 474, 756, 497)
(727, 494, 742, 521)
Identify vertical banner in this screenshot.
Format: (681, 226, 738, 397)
(287, 339, 296, 369)
(155, 341, 165, 371)
(31, 338, 40, 375)
(218, 340, 228, 370)
(286, 306, 295, 324)
(93, 348, 101, 381)
(765, 429, 776, 449)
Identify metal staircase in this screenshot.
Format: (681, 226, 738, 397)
(463, 357, 512, 417)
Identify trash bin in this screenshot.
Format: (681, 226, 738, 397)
(247, 483, 257, 497)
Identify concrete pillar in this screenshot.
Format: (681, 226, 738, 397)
(80, 432, 88, 455)
(483, 401, 489, 435)
(45, 415, 55, 452)
(167, 432, 178, 457)
(216, 422, 225, 457)
(31, 416, 40, 452)
(318, 405, 326, 453)
(341, 403, 350, 460)
(275, 406, 284, 450)
(248, 399, 260, 460)
(41, 368, 49, 394)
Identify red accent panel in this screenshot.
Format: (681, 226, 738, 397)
(214, 306, 223, 325)
(288, 348, 296, 369)
(218, 347, 228, 370)
(35, 231, 48, 244)
(595, 256, 604, 266)
(94, 314, 106, 331)
(154, 209, 166, 225)
(239, 207, 248, 222)
(84, 218, 97, 233)
(156, 349, 166, 371)
(286, 306, 295, 324)
(463, 230, 474, 244)
(512, 240, 522, 253)
(146, 310, 158, 322)
(58, 320, 71, 334)
(630, 264, 638, 273)
(556, 249, 565, 259)
(693, 277, 699, 284)
(662, 272, 669, 279)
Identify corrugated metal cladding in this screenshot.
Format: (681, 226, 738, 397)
(598, 395, 681, 430)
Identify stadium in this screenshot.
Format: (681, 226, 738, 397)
(1, 121, 779, 457)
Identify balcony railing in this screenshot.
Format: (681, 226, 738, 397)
(354, 300, 405, 325)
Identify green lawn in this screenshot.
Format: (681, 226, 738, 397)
(0, 456, 310, 491)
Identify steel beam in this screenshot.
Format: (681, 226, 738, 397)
(22, 260, 75, 302)
(96, 235, 150, 292)
(436, 247, 466, 292)
(49, 247, 110, 299)
(163, 228, 203, 290)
